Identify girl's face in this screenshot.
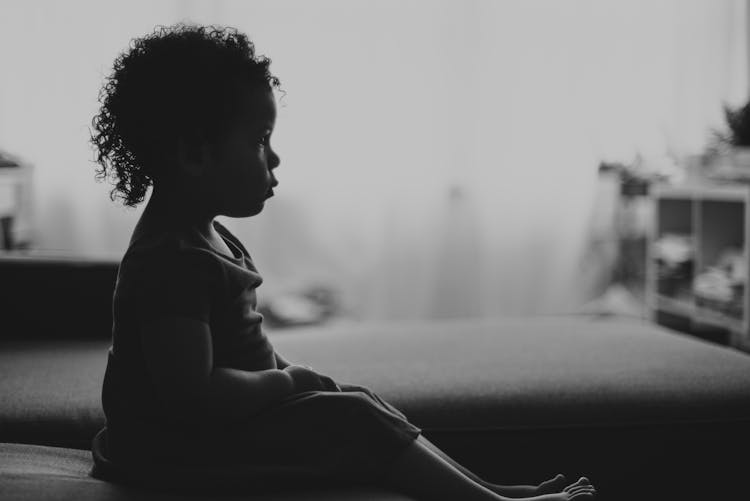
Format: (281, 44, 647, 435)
(206, 87, 280, 218)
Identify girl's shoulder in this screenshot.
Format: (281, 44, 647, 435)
(125, 225, 194, 260)
(117, 217, 257, 291)
(116, 229, 227, 325)
(120, 223, 223, 280)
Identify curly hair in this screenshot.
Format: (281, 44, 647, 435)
(91, 23, 281, 207)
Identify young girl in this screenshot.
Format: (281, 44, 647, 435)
(90, 23, 596, 501)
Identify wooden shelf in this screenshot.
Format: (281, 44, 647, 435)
(694, 306, 744, 333)
(649, 183, 750, 352)
(653, 183, 750, 201)
(655, 294, 744, 332)
(655, 294, 693, 317)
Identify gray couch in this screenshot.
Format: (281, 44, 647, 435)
(2, 255, 750, 500)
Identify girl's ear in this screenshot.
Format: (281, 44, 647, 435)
(175, 135, 210, 178)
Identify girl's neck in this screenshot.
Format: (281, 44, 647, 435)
(139, 185, 217, 239)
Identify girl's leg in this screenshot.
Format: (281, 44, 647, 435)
(417, 435, 570, 498)
(382, 438, 595, 501)
(339, 384, 590, 499)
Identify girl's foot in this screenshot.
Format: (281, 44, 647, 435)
(535, 474, 569, 495)
(532, 477, 595, 500)
(485, 474, 595, 499)
(561, 477, 595, 499)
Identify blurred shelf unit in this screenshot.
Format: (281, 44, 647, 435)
(648, 183, 750, 352)
(0, 160, 34, 250)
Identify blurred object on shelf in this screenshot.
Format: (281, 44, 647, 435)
(654, 233, 695, 301)
(599, 153, 682, 195)
(710, 100, 750, 151)
(703, 98, 750, 183)
(693, 246, 745, 319)
(577, 282, 646, 318)
(0, 153, 20, 168)
(0, 150, 34, 251)
(582, 155, 679, 310)
(702, 152, 750, 183)
(654, 233, 694, 265)
(694, 268, 734, 303)
(715, 246, 747, 284)
(258, 283, 341, 329)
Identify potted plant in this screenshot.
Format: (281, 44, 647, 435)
(713, 100, 750, 169)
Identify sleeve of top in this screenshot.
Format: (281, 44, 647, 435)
(134, 248, 225, 324)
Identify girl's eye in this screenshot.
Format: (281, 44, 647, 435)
(257, 133, 271, 147)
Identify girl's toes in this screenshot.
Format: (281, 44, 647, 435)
(538, 473, 568, 494)
(550, 473, 566, 487)
(564, 477, 589, 492)
(568, 486, 596, 496)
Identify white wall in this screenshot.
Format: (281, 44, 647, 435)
(0, 0, 746, 318)
(0, 0, 183, 255)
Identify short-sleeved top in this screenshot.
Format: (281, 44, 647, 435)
(102, 219, 275, 432)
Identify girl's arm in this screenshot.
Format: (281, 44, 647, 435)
(274, 350, 341, 391)
(141, 315, 296, 423)
(274, 350, 293, 369)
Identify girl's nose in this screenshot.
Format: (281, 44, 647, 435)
(269, 150, 281, 169)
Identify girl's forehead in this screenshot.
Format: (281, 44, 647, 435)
(234, 86, 276, 128)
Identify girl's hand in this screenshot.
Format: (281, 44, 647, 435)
(284, 365, 341, 393)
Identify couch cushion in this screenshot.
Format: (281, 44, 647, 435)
(275, 316, 750, 500)
(4, 314, 750, 439)
(273, 315, 750, 430)
(0, 340, 106, 450)
(0, 255, 118, 340)
(0, 443, 413, 500)
(3, 315, 750, 500)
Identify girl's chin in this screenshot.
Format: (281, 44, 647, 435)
(223, 200, 265, 218)
(248, 201, 266, 216)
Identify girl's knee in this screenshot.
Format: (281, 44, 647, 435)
(335, 391, 372, 408)
(328, 391, 381, 419)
